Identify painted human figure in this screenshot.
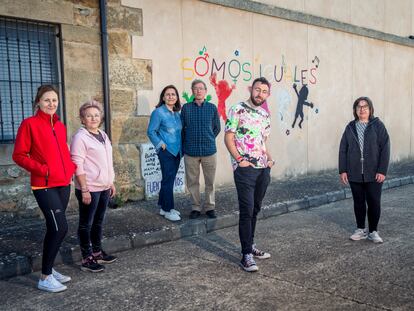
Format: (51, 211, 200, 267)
(291, 83, 314, 129)
(209, 72, 235, 121)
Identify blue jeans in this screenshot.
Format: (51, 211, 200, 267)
(158, 150, 181, 212)
(76, 189, 111, 258)
(234, 166, 271, 254)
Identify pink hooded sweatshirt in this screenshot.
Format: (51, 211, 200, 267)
(70, 127, 115, 192)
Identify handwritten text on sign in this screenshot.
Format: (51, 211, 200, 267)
(140, 143, 185, 199)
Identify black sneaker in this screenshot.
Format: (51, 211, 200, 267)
(205, 210, 217, 219)
(93, 251, 117, 264)
(81, 256, 105, 273)
(252, 245, 271, 259)
(189, 210, 201, 219)
(240, 254, 258, 272)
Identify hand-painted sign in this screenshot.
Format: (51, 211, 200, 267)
(180, 47, 321, 134)
(140, 143, 185, 199)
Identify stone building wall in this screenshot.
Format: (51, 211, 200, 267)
(0, 0, 150, 216)
(106, 0, 151, 202)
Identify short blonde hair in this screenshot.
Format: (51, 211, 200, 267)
(79, 100, 104, 125)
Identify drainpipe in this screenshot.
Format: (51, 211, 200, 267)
(99, 0, 111, 138)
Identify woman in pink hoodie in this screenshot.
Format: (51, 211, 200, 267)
(70, 100, 117, 273)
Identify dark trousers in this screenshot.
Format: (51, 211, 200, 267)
(349, 181, 382, 232)
(75, 189, 111, 259)
(234, 166, 271, 254)
(33, 185, 70, 275)
(157, 150, 181, 212)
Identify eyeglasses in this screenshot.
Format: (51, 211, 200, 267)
(356, 105, 369, 111)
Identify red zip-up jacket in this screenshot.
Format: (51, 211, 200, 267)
(13, 109, 76, 188)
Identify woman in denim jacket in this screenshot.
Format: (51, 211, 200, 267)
(147, 85, 182, 221)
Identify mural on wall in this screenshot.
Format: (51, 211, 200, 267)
(209, 72, 235, 121)
(181, 47, 318, 84)
(291, 83, 314, 129)
(180, 47, 320, 134)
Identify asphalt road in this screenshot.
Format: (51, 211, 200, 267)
(1, 184, 413, 311)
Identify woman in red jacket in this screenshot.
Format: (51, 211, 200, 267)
(13, 85, 76, 293)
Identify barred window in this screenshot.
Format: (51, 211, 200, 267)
(0, 17, 63, 143)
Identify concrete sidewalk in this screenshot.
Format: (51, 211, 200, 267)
(1, 160, 414, 280)
(1, 182, 413, 310)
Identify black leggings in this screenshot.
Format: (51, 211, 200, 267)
(75, 189, 111, 259)
(33, 185, 70, 275)
(349, 181, 382, 232)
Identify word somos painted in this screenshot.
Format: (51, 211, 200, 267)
(181, 48, 319, 85)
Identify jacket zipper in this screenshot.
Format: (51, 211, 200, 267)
(51, 116, 67, 180)
(361, 122, 374, 175)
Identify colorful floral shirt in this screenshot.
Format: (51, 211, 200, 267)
(225, 100, 271, 170)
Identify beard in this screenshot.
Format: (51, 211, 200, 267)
(250, 95, 265, 107)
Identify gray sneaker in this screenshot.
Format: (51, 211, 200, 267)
(240, 254, 259, 272)
(368, 231, 383, 243)
(350, 228, 367, 241)
(252, 245, 271, 259)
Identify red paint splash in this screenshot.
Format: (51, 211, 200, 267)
(209, 73, 235, 121)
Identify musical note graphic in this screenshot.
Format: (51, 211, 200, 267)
(199, 46, 207, 55)
(312, 56, 320, 68)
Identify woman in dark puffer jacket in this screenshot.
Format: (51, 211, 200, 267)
(339, 96, 390, 243)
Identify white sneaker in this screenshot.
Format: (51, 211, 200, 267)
(38, 275, 67, 293)
(52, 268, 71, 283)
(159, 209, 181, 216)
(350, 228, 367, 241)
(164, 211, 181, 221)
(368, 231, 383, 243)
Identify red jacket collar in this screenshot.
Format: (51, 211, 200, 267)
(36, 109, 60, 124)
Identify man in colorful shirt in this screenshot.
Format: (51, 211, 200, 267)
(181, 79, 221, 219)
(224, 77, 274, 272)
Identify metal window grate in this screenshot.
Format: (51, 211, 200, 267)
(0, 16, 62, 143)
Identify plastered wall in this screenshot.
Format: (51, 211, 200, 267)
(255, 0, 413, 37)
(126, 0, 414, 186)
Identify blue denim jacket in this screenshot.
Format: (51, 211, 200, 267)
(147, 105, 182, 156)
